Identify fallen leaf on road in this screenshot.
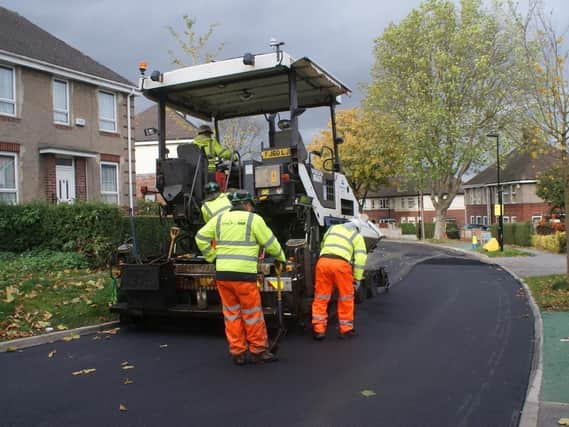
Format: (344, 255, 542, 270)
(360, 389, 376, 398)
(560, 338, 569, 342)
(159, 344, 168, 349)
(48, 350, 56, 358)
(92, 336, 102, 341)
(62, 333, 80, 342)
(558, 418, 569, 426)
(123, 378, 134, 385)
(119, 404, 127, 412)
(72, 368, 96, 376)
(121, 361, 130, 366)
(5, 346, 18, 352)
(121, 365, 135, 370)
(101, 327, 120, 335)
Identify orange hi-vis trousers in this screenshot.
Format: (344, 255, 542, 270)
(216, 280, 268, 356)
(312, 256, 355, 334)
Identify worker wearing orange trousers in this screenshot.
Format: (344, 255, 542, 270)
(312, 221, 367, 339)
(196, 190, 286, 365)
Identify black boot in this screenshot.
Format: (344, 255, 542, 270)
(338, 329, 357, 339)
(232, 353, 247, 365)
(250, 351, 278, 364)
(313, 331, 326, 341)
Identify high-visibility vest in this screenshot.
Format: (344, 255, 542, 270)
(320, 223, 367, 280)
(201, 193, 232, 223)
(195, 209, 286, 278)
(193, 135, 232, 171)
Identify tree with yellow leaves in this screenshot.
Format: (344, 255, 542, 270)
(309, 108, 405, 206)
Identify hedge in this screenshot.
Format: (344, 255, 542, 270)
(491, 222, 532, 247)
(532, 232, 567, 253)
(401, 223, 417, 235)
(0, 203, 176, 266)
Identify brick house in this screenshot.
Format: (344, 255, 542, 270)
(463, 149, 557, 225)
(362, 184, 466, 226)
(0, 7, 136, 207)
(134, 104, 197, 200)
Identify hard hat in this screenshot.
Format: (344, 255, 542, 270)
(197, 124, 213, 135)
(204, 182, 220, 194)
(229, 190, 255, 205)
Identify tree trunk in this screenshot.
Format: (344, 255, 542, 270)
(434, 208, 448, 240)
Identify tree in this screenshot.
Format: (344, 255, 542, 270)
(218, 117, 264, 160)
(536, 165, 566, 210)
(168, 15, 224, 67)
(309, 108, 405, 205)
(509, 0, 569, 277)
(365, 0, 519, 238)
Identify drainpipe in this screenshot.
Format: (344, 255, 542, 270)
(127, 90, 134, 213)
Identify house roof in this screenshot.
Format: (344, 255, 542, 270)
(0, 7, 132, 86)
(366, 180, 464, 198)
(135, 105, 198, 142)
(464, 148, 559, 187)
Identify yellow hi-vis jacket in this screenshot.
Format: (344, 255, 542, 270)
(195, 209, 286, 281)
(201, 193, 232, 223)
(320, 223, 367, 281)
(193, 134, 232, 172)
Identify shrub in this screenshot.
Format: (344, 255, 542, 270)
(446, 223, 460, 239)
(532, 232, 567, 253)
(136, 198, 162, 216)
(417, 223, 435, 239)
(490, 222, 532, 246)
(401, 223, 417, 235)
(536, 222, 554, 235)
(124, 216, 173, 257)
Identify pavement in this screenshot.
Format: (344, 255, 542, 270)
(417, 240, 569, 427)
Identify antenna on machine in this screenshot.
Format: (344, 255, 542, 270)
(269, 38, 285, 63)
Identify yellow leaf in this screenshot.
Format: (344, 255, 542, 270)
(72, 368, 96, 376)
(558, 419, 569, 426)
(360, 389, 377, 397)
(159, 344, 168, 349)
(5, 346, 18, 352)
(119, 404, 127, 412)
(48, 350, 56, 358)
(62, 333, 80, 342)
(101, 327, 120, 335)
(4, 286, 20, 303)
(70, 297, 81, 304)
(121, 365, 135, 370)
(56, 324, 67, 331)
(123, 378, 134, 385)
(121, 361, 130, 366)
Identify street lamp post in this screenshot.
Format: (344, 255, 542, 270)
(487, 133, 504, 251)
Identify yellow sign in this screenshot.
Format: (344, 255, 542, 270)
(494, 204, 503, 216)
(261, 148, 291, 160)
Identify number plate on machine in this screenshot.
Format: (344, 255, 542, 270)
(261, 148, 291, 159)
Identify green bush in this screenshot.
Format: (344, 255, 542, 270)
(401, 223, 417, 235)
(136, 198, 162, 216)
(533, 232, 567, 253)
(417, 223, 435, 239)
(490, 222, 532, 247)
(124, 216, 173, 257)
(446, 223, 460, 239)
(0, 202, 123, 266)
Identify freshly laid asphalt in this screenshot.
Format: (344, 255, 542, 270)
(0, 243, 535, 427)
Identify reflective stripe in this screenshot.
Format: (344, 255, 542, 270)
(277, 249, 285, 261)
(353, 263, 366, 269)
(211, 205, 230, 217)
(339, 295, 354, 301)
(209, 139, 214, 158)
(348, 229, 358, 243)
(216, 240, 257, 247)
(324, 243, 351, 254)
(204, 204, 213, 217)
(262, 235, 276, 248)
(242, 306, 262, 315)
(216, 214, 223, 241)
(217, 254, 259, 262)
(315, 293, 331, 300)
(244, 316, 264, 325)
(312, 314, 327, 320)
(196, 233, 211, 242)
(339, 320, 353, 326)
(223, 304, 241, 311)
(354, 250, 367, 256)
(201, 245, 213, 255)
(326, 232, 353, 246)
(224, 313, 241, 322)
(245, 213, 254, 241)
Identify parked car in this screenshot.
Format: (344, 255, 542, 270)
(463, 223, 490, 231)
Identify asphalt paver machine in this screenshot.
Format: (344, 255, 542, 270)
(111, 45, 388, 327)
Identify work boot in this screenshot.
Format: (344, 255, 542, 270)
(250, 351, 278, 364)
(232, 353, 247, 366)
(338, 329, 357, 339)
(313, 331, 326, 341)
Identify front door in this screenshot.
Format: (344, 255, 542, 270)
(55, 158, 75, 203)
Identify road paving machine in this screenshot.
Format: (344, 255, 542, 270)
(111, 44, 388, 327)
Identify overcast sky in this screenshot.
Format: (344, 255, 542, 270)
(2, 0, 568, 137)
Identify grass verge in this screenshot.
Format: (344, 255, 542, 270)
(475, 246, 533, 257)
(525, 274, 569, 311)
(0, 251, 117, 341)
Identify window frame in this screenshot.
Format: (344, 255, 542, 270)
(0, 64, 16, 117)
(0, 151, 18, 204)
(98, 90, 117, 132)
(52, 77, 70, 125)
(100, 161, 120, 205)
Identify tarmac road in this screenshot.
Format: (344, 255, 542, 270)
(0, 244, 534, 427)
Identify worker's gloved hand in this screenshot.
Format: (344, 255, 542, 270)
(274, 260, 285, 272)
(353, 280, 361, 291)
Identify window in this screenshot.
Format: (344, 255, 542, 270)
(483, 216, 488, 225)
(407, 197, 416, 208)
(511, 216, 517, 223)
(371, 199, 376, 209)
(470, 215, 475, 224)
(98, 91, 116, 132)
(0, 153, 17, 204)
(101, 162, 119, 204)
(531, 215, 542, 223)
(400, 198, 405, 209)
(503, 216, 510, 223)
(0, 65, 16, 116)
(53, 79, 69, 124)
(379, 198, 389, 209)
(476, 215, 482, 224)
